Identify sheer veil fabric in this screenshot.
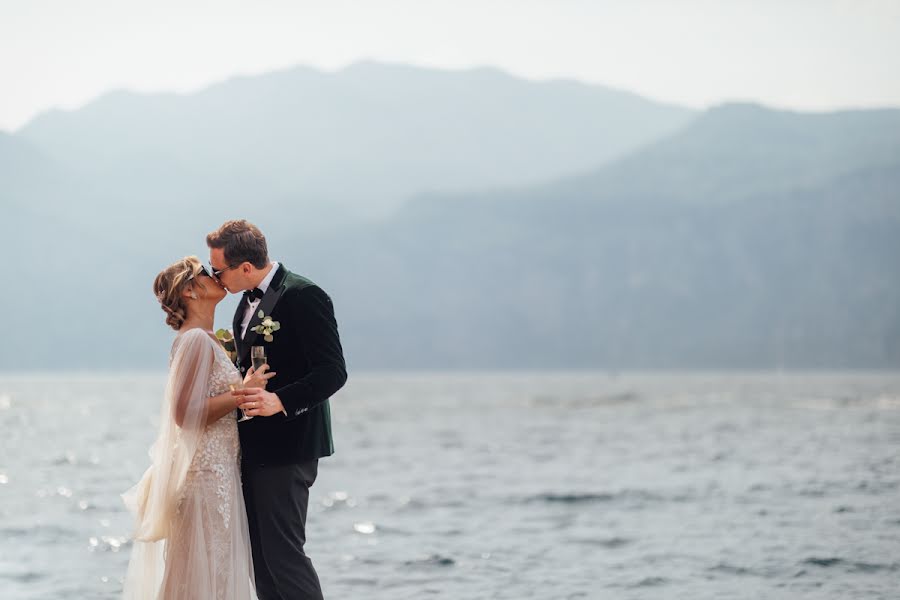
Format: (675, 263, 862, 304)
(122, 329, 255, 599)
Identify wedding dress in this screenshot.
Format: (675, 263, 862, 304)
(122, 328, 255, 599)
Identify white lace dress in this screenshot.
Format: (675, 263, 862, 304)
(123, 330, 255, 600)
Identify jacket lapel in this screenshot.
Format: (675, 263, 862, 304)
(236, 265, 288, 364)
(232, 301, 245, 364)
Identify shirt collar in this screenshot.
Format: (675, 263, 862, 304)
(255, 262, 279, 296)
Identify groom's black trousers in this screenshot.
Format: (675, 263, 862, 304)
(242, 459, 323, 600)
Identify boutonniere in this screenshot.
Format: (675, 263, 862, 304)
(250, 310, 281, 342)
(214, 328, 237, 363)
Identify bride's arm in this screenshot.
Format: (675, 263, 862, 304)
(204, 365, 276, 425)
(171, 330, 236, 428)
(205, 392, 240, 425)
(171, 330, 276, 427)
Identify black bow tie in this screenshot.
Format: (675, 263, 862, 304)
(243, 288, 265, 303)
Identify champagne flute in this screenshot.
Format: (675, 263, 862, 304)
(240, 347, 266, 422)
(251, 346, 267, 371)
(230, 373, 253, 422)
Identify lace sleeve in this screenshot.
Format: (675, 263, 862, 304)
(123, 329, 215, 542)
(169, 329, 215, 428)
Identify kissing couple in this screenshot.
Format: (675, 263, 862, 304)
(122, 219, 347, 599)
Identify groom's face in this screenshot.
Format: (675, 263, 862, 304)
(209, 247, 250, 293)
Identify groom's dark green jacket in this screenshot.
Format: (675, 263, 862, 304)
(233, 264, 347, 465)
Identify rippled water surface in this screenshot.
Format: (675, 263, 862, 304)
(1, 372, 899, 599)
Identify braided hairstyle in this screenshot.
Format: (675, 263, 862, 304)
(153, 256, 204, 331)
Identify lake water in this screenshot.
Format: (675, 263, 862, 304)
(1, 372, 899, 599)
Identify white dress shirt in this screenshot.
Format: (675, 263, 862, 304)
(240, 262, 279, 339)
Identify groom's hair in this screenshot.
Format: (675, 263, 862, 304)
(206, 220, 269, 269)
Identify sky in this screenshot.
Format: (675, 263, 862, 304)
(2, 0, 899, 132)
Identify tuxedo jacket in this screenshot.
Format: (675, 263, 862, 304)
(233, 264, 347, 465)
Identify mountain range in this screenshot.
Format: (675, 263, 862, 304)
(1, 62, 898, 370)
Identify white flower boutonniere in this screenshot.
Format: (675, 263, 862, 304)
(250, 310, 281, 342)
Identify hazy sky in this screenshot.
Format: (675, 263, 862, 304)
(2, 0, 899, 132)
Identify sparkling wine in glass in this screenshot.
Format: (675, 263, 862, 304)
(251, 346, 267, 371)
(230, 374, 253, 422)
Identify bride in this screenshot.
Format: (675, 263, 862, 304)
(122, 256, 273, 599)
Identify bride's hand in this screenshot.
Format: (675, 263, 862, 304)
(243, 364, 276, 389)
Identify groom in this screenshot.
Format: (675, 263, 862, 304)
(207, 219, 347, 600)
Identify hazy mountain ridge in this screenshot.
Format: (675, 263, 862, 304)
(16, 61, 694, 222)
(1, 66, 898, 370)
(289, 105, 900, 369)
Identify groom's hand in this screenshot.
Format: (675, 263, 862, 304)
(233, 388, 287, 417)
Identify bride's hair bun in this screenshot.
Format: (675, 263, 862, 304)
(153, 256, 202, 331)
(160, 302, 187, 331)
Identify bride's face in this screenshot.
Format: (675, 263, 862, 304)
(186, 266, 227, 305)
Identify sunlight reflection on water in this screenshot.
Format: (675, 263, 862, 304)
(1, 372, 899, 599)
